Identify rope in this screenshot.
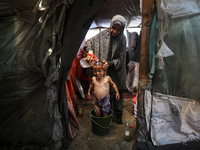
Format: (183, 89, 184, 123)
(138, 79, 152, 90)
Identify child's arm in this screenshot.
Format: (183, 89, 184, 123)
(87, 78, 94, 99)
(108, 76, 120, 100)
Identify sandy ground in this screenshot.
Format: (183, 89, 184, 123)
(67, 101, 136, 150)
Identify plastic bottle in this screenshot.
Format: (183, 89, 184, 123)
(125, 120, 131, 142)
(78, 108, 83, 117)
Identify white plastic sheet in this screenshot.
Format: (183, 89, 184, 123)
(157, 0, 200, 19)
(155, 41, 174, 69)
(145, 90, 200, 146)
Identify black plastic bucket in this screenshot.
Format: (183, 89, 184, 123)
(89, 109, 113, 136)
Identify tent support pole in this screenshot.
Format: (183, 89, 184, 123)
(136, 0, 155, 142)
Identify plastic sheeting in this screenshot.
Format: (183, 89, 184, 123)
(90, 0, 141, 28)
(0, 0, 143, 149)
(0, 1, 67, 148)
(145, 90, 200, 146)
(137, 0, 200, 146)
(0, 0, 106, 149)
(157, 0, 200, 19)
(152, 0, 200, 101)
(135, 0, 200, 148)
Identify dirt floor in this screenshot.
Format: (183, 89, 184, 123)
(67, 93, 137, 150)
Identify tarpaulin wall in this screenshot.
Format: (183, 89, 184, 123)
(152, 0, 200, 100)
(0, 0, 105, 149)
(134, 0, 200, 149)
(150, 0, 200, 145)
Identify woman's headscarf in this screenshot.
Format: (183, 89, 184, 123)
(110, 15, 126, 36)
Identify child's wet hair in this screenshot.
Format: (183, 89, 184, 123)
(93, 61, 103, 67)
(93, 61, 106, 75)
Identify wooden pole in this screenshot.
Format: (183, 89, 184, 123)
(136, 0, 155, 142)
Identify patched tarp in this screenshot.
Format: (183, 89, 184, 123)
(135, 0, 200, 149)
(0, 0, 142, 149)
(152, 0, 200, 101)
(0, 0, 106, 149)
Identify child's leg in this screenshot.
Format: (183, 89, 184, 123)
(102, 112, 108, 117)
(95, 105, 101, 117)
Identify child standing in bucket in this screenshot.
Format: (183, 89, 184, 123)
(88, 61, 120, 117)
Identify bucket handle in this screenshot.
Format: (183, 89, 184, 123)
(89, 114, 112, 129)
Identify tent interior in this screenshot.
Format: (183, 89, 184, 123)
(0, 0, 200, 150)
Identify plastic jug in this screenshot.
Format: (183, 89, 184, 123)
(80, 53, 98, 68)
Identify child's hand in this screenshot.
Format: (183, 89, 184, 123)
(116, 93, 120, 100)
(88, 93, 91, 99)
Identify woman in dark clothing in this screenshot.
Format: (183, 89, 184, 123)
(84, 15, 127, 123)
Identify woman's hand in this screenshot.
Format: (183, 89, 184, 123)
(102, 61, 108, 71)
(86, 55, 93, 63)
(86, 50, 94, 63)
